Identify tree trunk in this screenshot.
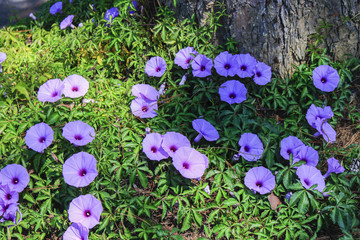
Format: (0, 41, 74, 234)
(160, 0, 360, 78)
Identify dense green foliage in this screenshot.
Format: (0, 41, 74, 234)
(0, 0, 359, 239)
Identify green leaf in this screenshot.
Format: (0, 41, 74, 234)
(13, 82, 30, 100)
(180, 213, 191, 232)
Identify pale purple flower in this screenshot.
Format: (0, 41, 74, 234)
(161, 132, 191, 158)
(235, 53, 257, 78)
(78, 23, 83, 28)
(174, 47, 198, 69)
(158, 82, 166, 95)
(285, 192, 293, 202)
(214, 51, 239, 77)
(63, 152, 98, 188)
(25, 122, 54, 153)
(104, 7, 119, 24)
(145, 56, 167, 77)
(192, 119, 219, 143)
(0, 164, 30, 192)
(244, 166, 275, 194)
(306, 104, 333, 129)
(142, 133, 169, 161)
(323, 157, 345, 178)
(29, 13, 37, 20)
(62, 121, 95, 146)
(50, 2, 62, 15)
(253, 62, 272, 85)
(293, 145, 319, 167)
(130, 98, 158, 118)
(131, 84, 159, 101)
(37, 78, 64, 103)
(315, 120, 336, 143)
(296, 165, 325, 192)
(0, 202, 21, 225)
(63, 74, 89, 98)
(218, 80, 247, 104)
(60, 15, 75, 29)
(238, 133, 264, 161)
(191, 54, 213, 78)
(0, 185, 19, 204)
(280, 136, 305, 160)
(312, 65, 340, 92)
(68, 194, 103, 229)
(179, 74, 187, 86)
(0, 52, 7, 73)
(172, 147, 207, 179)
(63, 223, 89, 240)
(204, 185, 210, 194)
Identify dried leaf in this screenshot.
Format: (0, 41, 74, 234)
(268, 191, 281, 210)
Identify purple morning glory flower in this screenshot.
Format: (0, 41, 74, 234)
(293, 145, 319, 167)
(63, 223, 89, 240)
(131, 84, 159, 101)
(238, 133, 264, 161)
(174, 47, 198, 69)
(0, 164, 30, 192)
(191, 54, 213, 78)
(218, 80, 247, 104)
(253, 62, 272, 85)
(142, 133, 169, 161)
(235, 53, 257, 78)
(50, 2, 62, 15)
(0, 52, 7, 73)
(323, 157, 345, 178)
(68, 194, 103, 229)
(214, 51, 239, 77)
(306, 104, 333, 129)
(129, 1, 138, 14)
(315, 120, 336, 143)
(62, 120, 95, 146)
(63, 152, 98, 188)
(162, 132, 191, 157)
(192, 119, 219, 143)
(145, 56, 167, 77)
(104, 7, 119, 24)
(0, 185, 19, 204)
(179, 74, 187, 86)
(172, 147, 207, 179)
(312, 65, 340, 92)
(60, 15, 75, 29)
(280, 136, 305, 160)
(244, 166, 275, 195)
(37, 78, 64, 103)
(63, 74, 89, 98)
(130, 98, 158, 118)
(25, 122, 54, 153)
(296, 165, 325, 192)
(0, 202, 21, 225)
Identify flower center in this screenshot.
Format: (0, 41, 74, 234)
(255, 181, 263, 187)
(244, 146, 250, 152)
(200, 66, 205, 71)
(74, 135, 83, 140)
(256, 72, 262, 77)
(182, 162, 189, 169)
(186, 58, 191, 64)
(229, 93, 236, 99)
(6, 194, 12, 200)
(51, 92, 58, 97)
(38, 137, 46, 143)
(304, 179, 310, 186)
(156, 67, 161, 72)
(72, 86, 79, 92)
(224, 64, 230, 70)
(240, 65, 247, 71)
(150, 146, 157, 153)
(287, 149, 292, 155)
(79, 169, 87, 176)
(12, 178, 19, 185)
(84, 210, 91, 217)
(321, 77, 327, 83)
(300, 158, 307, 164)
(141, 106, 148, 112)
(170, 146, 177, 152)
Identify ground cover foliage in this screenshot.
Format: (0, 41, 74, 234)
(0, 0, 360, 239)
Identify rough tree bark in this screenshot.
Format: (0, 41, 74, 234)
(160, 0, 360, 78)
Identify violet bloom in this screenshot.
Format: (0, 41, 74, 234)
(296, 165, 325, 192)
(218, 80, 247, 105)
(244, 166, 275, 195)
(62, 121, 95, 146)
(0, 164, 30, 192)
(131, 84, 159, 101)
(63, 74, 89, 98)
(162, 132, 191, 158)
(60, 15, 75, 29)
(68, 194, 103, 229)
(191, 54, 213, 78)
(104, 7, 119, 24)
(142, 133, 169, 161)
(238, 133, 264, 161)
(0, 203, 21, 225)
(323, 157, 345, 178)
(129, 1, 138, 15)
(312, 65, 340, 92)
(280, 136, 305, 160)
(192, 119, 219, 143)
(29, 13, 37, 20)
(293, 145, 319, 167)
(49, 2, 62, 15)
(235, 53, 257, 78)
(25, 122, 54, 153)
(63, 152, 98, 188)
(145, 56, 167, 77)
(214, 51, 239, 77)
(0, 185, 19, 204)
(63, 223, 89, 240)
(306, 104, 333, 129)
(130, 98, 158, 118)
(174, 47, 198, 69)
(172, 147, 207, 179)
(37, 78, 64, 103)
(253, 62, 272, 85)
(0, 52, 6, 73)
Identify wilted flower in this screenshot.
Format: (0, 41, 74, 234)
(29, 13, 37, 20)
(131, 84, 159, 101)
(172, 147, 207, 179)
(315, 120, 336, 143)
(323, 157, 345, 178)
(253, 62, 272, 85)
(63, 223, 89, 240)
(235, 53, 257, 78)
(312, 65, 340, 92)
(174, 47, 198, 69)
(244, 166, 275, 194)
(296, 165, 325, 192)
(63, 152, 98, 188)
(238, 133, 264, 161)
(104, 7, 119, 24)
(145, 56, 167, 77)
(25, 122, 54, 153)
(214, 51, 239, 77)
(161, 132, 191, 157)
(63, 74, 89, 98)
(0, 202, 21, 225)
(191, 54, 213, 78)
(62, 121, 95, 146)
(218, 80, 247, 104)
(293, 145, 319, 167)
(60, 15, 75, 29)
(285, 192, 293, 202)
(142, 133, 169, 161)
(130, 98, 158, 118)
(179, 74, 187, 86)
(280, 136, 305, 160)
(158, 82, 166, 95)
(0, 185, 19, 204)
(306, 104, 333, 129)
(50, 2, 62, 15)
(78, 23, 83, 28)
(37, 78, 64, 103)
(0, 164, 30, 193)
(68, 194, 103, 229)
(192, 119, 219, 143)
